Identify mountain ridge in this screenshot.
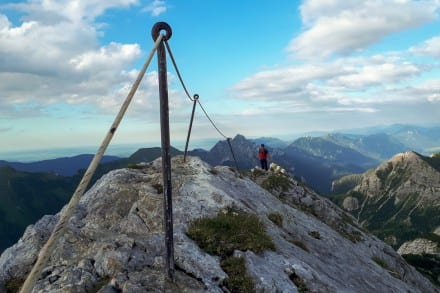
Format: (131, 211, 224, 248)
(331, 151, 440, 248)
(0, 156, 437, 292)
(0, 154, 120, 176)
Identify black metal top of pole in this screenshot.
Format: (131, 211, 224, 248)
(151, 22, 172, 41)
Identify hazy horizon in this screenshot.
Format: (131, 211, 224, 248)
(1, 123, 439, 162)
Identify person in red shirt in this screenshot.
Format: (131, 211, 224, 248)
(258, 144, 269, 171)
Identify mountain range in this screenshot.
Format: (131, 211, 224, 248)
(0, 154, 120, 176)
(1, 156, 437, 292)
(0, 124, 438, 253)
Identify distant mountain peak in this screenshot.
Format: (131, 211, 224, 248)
(332, 151, 440, 252)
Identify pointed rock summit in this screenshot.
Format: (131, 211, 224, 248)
(0, 156, 438, 292)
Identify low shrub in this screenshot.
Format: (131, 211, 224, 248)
(268, 212, 283, 227)
(220, 257, 255, 292)
(187, 208, 275, 258)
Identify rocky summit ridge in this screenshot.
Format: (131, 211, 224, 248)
(0, 156, 438, 292)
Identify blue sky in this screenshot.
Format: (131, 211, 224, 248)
(0, 0, 439, 158)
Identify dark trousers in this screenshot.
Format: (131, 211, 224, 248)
(260, 159, 268, 171)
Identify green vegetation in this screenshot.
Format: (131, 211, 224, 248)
(90, 277, 112, 293)
(5, 277, 24, 293)
(372, 256, 390, 270)
(331, 174, 363, 194)
(403, 254, 440, 286)
(308, 231, 321, 239)
(220, 257, 255, 292)
(289, 272, 308, 292)
(339, 229, 363, 244)
(268, 212, 283, 227)
(420, 152, 440, 172)
(372, 256, 401, 279)
(291, 240, 309, 252)
(341, 212, 356, 226)
(328, 191, 364, 209)
(187, 208, 275, 258)
(360, 197, 440, 248)
(187, 208, 275, 292)
(127, 163, 144, 169)
(261, 174, 293, 193)
(250, 168, 266, 177)
(419, 233, 440, 244)
(0, 166, 77, 252)
(152, 183, 163, 194)
(375, 162, 393, 185)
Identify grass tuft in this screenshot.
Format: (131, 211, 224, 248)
(291, 240, 310, 252)
(5, 278, 25, 293)
(187, 208, 275, 258)
(268, 212, 283, 227)
(152, 183, 163, 194)
(308, 231, 321, 239)
(220, 257, 255, 292)
(187, 208, 276, 292)
(261, 175, 292, 192)
(127, 163, 144, 169)
(289, 272, 308, 292)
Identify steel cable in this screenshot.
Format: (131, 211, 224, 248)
(164, 40, 194, 101)
(163, 41, 239, 169)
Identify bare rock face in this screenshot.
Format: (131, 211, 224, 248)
(0, 156, 438, 292)
(342, 196, 360, 211)
(353, 151, 440, 206)
(398, 238, 440, 255)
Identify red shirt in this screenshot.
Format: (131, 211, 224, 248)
(259, 148, 268, 159)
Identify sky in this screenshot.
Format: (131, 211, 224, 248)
(0, 0, 439, 159)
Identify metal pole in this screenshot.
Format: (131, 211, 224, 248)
(184, 94, 199, 162)
(151, 22, 174, 281)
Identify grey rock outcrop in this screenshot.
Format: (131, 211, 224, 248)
(0, 156, 438, 292)
(398, 238, 440, 255)
(353, 151, 440, 204)
(342, 196, 360, 211)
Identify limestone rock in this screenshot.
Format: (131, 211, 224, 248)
(342, 196, 359, 211)
(398, 238, 440, 255)
(0, 156, 438, 292)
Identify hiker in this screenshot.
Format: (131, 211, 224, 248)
(258, 144, 269, 171)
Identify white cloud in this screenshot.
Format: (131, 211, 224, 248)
(329, 60, 421, 88)
(69, 43, 141, 72)
(410, 36, 440, 57)
(9, 0, 138, 23)
(231, 53, 435, 116)
(231, 64, 342, 99)
(144, 0, 168, 17)
(289, 0, 440, 58)
(391, 79, 440, 102)
(0, 0, 162, 119)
